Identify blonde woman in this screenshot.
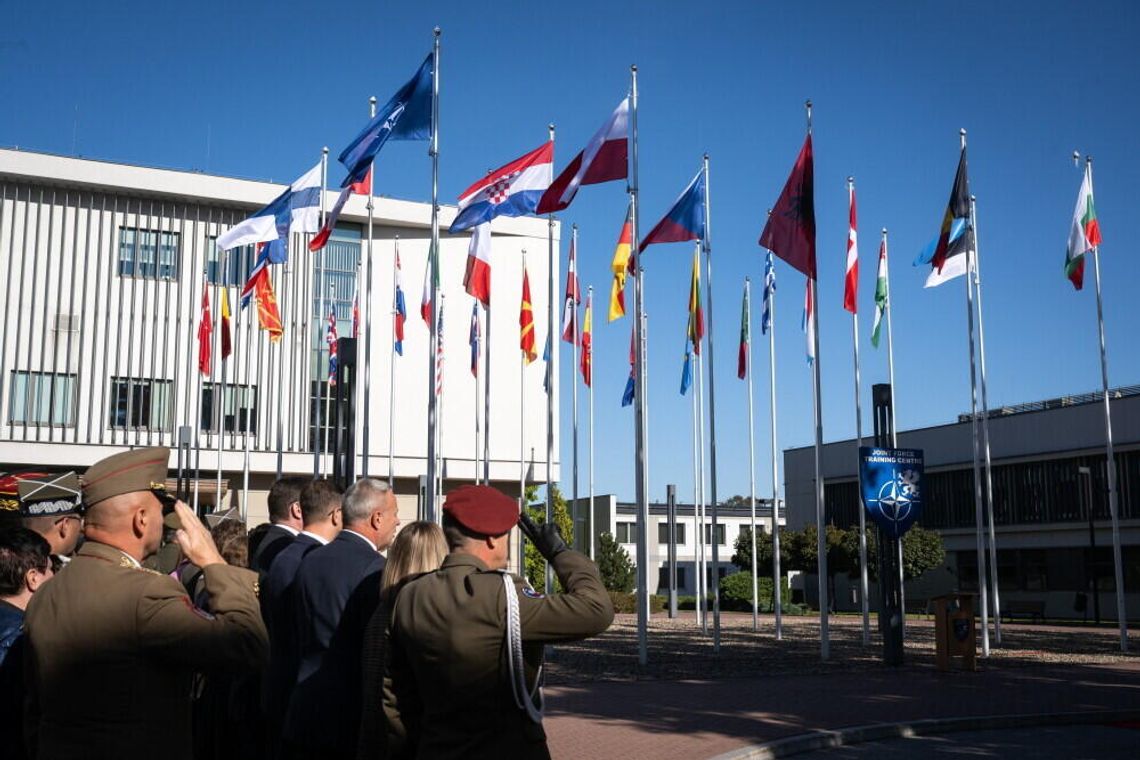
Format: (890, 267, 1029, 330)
(358, 521, 447, 760)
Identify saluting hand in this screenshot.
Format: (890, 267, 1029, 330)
(172, 501, 226, 568)
(518, 512, 568, 563)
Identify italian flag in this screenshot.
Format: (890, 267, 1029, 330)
(870, 237, 888, 348)
(1066, 165, 1101, 291)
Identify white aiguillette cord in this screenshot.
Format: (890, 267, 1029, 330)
(502, 573, 544, 723)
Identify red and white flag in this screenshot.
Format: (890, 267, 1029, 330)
(463, 223, 491, 306)
(536, 98, 629, 214)
(843, 183, 858, 313)
(310, 168, 371, 252)
(560, 234, 580, 344)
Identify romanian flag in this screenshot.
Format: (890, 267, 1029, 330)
(580, 293, 592, 387)
(687, 248, 705, 355)
(519, 266, 537, 364)
(220, 286, 233, 359)
(197, 282, 212, 375)
(608, 205, 633, 321)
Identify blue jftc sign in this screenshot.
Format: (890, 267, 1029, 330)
(859, 447, 924, 539)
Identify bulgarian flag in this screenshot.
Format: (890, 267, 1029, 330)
(870, 236, 888, 348)
(1066, 163, 1101, 291)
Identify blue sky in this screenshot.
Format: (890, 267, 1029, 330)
(3, 1, 1139, 504)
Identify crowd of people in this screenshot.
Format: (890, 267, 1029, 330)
(0, 447, 614, 759)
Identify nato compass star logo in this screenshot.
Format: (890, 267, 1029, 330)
(868, 469, 921, 528)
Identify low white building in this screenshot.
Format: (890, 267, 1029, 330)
(0, 148, 560, 540)
(572, 494, 786, 596)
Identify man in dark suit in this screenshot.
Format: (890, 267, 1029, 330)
(249, 476, 308, 582)
(262, 478, 343, 755)
(284, 478, 399, 759)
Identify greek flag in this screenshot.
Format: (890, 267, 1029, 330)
(761, 250, 776, 335)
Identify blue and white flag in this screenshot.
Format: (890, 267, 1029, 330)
(802, 278, 815, 365)
(339, 53, 433, 187)
(761, 250, 776, 335)
(216, 162, 322, 261)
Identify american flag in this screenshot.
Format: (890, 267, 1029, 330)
(435, 301, 445, 397)
(327, 302, 339, 386)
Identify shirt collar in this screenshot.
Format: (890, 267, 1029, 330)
(275, 523, 301, 537)
(300, 530, 330, 546)
(343, 529, 377, 553)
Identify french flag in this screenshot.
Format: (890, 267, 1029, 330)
(537, 98, 629, 215)
(394, 250, 407, 355)
(449, 143, 553, 233)
(639, 168, 706, 251)
(463, 223, 491, 307)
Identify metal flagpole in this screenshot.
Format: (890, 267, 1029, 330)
(848, 177, 870, 647)
(215, 254, 225, 511)
(314, 148, 328, 477)
(275, 256, 287, 479)
(323, 282, 335, 477)
(484, 295, 492, 484)
(970, 195, 1002, 645)
(437, 295, 446, 513)
(474, 303, 480, 483)
(241, 298, 252, 522)
(962, 130, 991, 658)
(587, 286, 595, 559)
(696, 345, 708, 633)
(745, 278, 759, 632)
(883, 228, 906, 629)
(545, 123, 556, 596)
(1085, 156, 1128, 652)
(362, 96, 377, 478)
(630, 65, 650, 665)
(766, 242, 783, 640)
(691, 366, 702, 628)
(702, 154, 723, 653)
(519, 249, 529, 574)
(389, 237, 399, 486)
(805, 102, 829, 661)
(571, 224, 580, 560)
(425, 27, 442, 522)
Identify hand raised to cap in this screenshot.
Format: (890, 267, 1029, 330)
(172, 501, 226, 569)
(518, 512, 568, 563)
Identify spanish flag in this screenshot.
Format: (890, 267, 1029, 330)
(220, 286, 233, 359)
(608, 205, 633, 321)
(580, 293, 592, 387)
(519, 266, 537, 364)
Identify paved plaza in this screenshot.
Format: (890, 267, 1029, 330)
(543, 613, 1140, 758)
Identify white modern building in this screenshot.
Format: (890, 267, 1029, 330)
(783, 386, 1140, 621)
(0, 148, 561, 533)
(573, 494, 786, 596)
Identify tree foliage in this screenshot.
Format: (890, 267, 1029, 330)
(731, 526, 790, 576)
(750, 523, 946, 583)
(523, 483, 574, 590)
(595, 532, 636, 592)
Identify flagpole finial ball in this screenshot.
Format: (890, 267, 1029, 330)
(847, 175, 854, 184)
(322, 146, 328, 155)
(970, 195, 977, 203)
(704, 152, 709, 161)
(370, 96, 377, 104)
(434, 26, 441, 36)
(631, 64, 637, 73)
(959, 127, 967, 136)
(1072, 150, 1080, 163)
(882, 227, 887, 236)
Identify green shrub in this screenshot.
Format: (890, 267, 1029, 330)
(718, 572, 792, 612)
(608, 591, 664, 614)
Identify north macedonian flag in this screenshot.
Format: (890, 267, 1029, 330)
(519, 266, 537, 364)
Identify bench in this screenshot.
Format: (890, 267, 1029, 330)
(1003, 600, 1046, 624)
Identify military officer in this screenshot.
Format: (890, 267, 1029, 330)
(22, 447, 268, 760)
(1, 471, 84, 564)
(386, 485, 614, 759)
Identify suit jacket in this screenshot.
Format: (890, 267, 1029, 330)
(285, 531, 384, 754)
(387, 550, 613, 760)
(261, 532, 323, 724)
(23, 541, 266, 760)
(249, 523, 298, 581)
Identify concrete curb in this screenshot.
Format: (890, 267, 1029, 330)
(708, 709, 1140, 759)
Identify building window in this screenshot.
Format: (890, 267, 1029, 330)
(615, 521, 635, 544)
(703, 524, 727, 545)
(200, 383, 258, 434)
(118, 228, 179, 280)
(206, 242, 258, 286)
(657, 522, 686, 545)
(657, 566, 688, 591)
(705, 566, 729, 585)
(109, 377, 172, 430)
(310, 231, 360, 451)
(8, 371, 77, 426)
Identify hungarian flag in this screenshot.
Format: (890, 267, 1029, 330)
(537, 98, 629, 215)
(931, 146, 971, 274)
(843, 183, 859, 313)
(197, 283, 213, 375)
(870, 236, 889, 348)
(220, 287, 233, 359)
(639, 169, 706, 252)
(463, 223, 491, 306)
(608, 205, 633, 321)
(1066, 163, 1101, 291)
(560, 233, 580, 344)
(737, 281, 750, 379)
(394, 249, 407, 355)
(759, 134, 816, 279)
(580, 293, 592, 387)
(803, 278, 815, 365)
(519, 266, 537, 363)
(687, 248, 705, 355)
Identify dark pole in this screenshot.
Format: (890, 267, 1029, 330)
(872, 382, 903, 665)
(667, 484, 678, 618)
(1080, 465, 1100, 624)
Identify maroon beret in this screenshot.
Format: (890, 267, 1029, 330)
(443, 485, 518, 536)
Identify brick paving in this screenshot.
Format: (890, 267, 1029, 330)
(542, 613, 1140, 759)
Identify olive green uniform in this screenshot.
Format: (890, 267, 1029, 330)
(386, 548, 613, 760)
(23, 540, 267, 760)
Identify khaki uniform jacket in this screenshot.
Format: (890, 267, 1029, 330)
(386, 549, 613, 760)
(23, 540, 268, 760)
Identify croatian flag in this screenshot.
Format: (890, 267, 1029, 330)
(537, 98, 629, 214)
(463, 223, 491, 307)
(394, 250, 407, 355)
(639, 168, 707, 252)
(449, 142, 553, 233)
(327, 303, 339, 386)
(217, 162, 322, 260)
